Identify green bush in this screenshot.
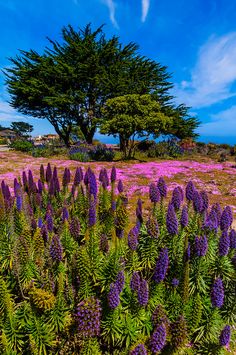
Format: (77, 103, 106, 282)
(69, 151, 91, 162)
(9, 139, 33, 152)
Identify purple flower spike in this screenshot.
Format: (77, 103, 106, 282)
(220, 206, 233, 231)
(219, 325, 231, 347)
(108, 283, 120, 309)
(111, 166, 117, 183)
(115, 271, 125, 294)
(150, 324, 166, 353)
(54, 177, 60, 193)
(171, 187, 182, 210)
(166, 204, 178, 235)
(88, 199, 96, 227)
(16, 195, 22, 211)
(211, 203, 222, 227)
(22, 171, 28, 189)
(137, 279, 149, 306)
(130, 344, 147, 355)
(153, 248, 169, 284)
(146, 217, 159, 238)
(200, 191, 209, 212)
(69, 217, 80, 240)
(211, 277, 224, 308)
(193, 190, 203, 213)
(38, 217, 43, 228)
(180, 206, 188, 227)
(171, 278, 179, 287)
(128, 225, 139, 251)
(62, 207, 69, 222)
(117, 180, 124, 193)
(130, 272, 140, 292)
(203, 210, 218, 231)
(46, 163, 52, 183)
(14, 178, 21, 197)
(75, 297, 101, 337)
(88, 170, 97, 198)
(219, 230, 230, 256)
(38, 179, 43, 194)
(157, 177, 167, 198)
(46, 214, 54, 232)
(149, 183, 160, 203)
(194, 235, 208, 257)
(40, 164, 45, 182)
(186, 181, 195, 201)
(62, 168, 71, 187)
(50, 235, 63, 262)
(230, 229, 236, 249)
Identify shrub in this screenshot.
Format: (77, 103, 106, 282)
(9, 139, 33, 152)
(0, 165, 235, 354)
(69, 143, 115, 162)
(147, 138, 183, 158)
(89, 144, 115, 161)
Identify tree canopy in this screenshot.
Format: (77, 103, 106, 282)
(10, 121, 33, 137)
(4, 23, 199, 146)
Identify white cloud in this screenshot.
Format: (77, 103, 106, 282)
(103, 0, 119, 29)
(141, 0, 150, 22)
(197, 105, 236, 136)
(175, 32, 236, 108)
(0, 99, 26, 122)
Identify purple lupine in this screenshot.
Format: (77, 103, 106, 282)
(40, 164, 45, 182)
(149, 324, 166, 353)
(38, 179, 43, 194)
(46, 214, 54, 232)
(22, 171, 28, 190)
(211, 203, 222, 227)
(166, 204, 178, 235)
(54, 177, 60, 193)
(108, 283, 120, 309)
(137, 279, 149, 306)
(219, 230, 230, 256)
(88, 199, 96, 227)
(50, 235, 63, 261)
(219, 325, 231, 347)
(16, 195, 22, 211)
(153, 248, 169, 283)
(193, 190, 203, 213)
(99, 168, 109, 189)
(74, 167, 82, 186)
(194, 235, 208, 257)
(146, 217, 159, 238)
(99, 234, 109, 253)
(52, 166, 58, 180)
(75, 297, 101, 337)
(84, 168, 91, 186)
(203, 210, 218, 231)
(4, 184, 11, 201)
(14, 178, 21, 197)
(62, 207, 69, 222)
(62, 168, 71, 187)
(186, 181, 195, 201)
(171, 278, 179, 287)
(157, 177, 167, 198)
(200, 191, 209, 212)
(110, 166, 117, 183)
(220, 206, 233, 231)
(88, 170, 97, 199)
(69, 217, 80, 240)
(115, 271, 125, 294)
(46, 163, 52, 183)
(128, 225, 139, 251)
(149, 183, 160, 203)
(48, 179, 55, 196)
(171, 187, 182, 210)
(130, 272, 141, 292)
(38, 217, 43, 228)
(211, 277, 224, 308)
(28, 170, 34, 192)
(117, 180, 124, 193)
(180, 206, 188, 228)
(130, 344, 147, 355)
(230, 229, 236, 249)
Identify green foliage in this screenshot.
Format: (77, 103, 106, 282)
(9, 139, 34, 152)
(10, 121, 33, 137)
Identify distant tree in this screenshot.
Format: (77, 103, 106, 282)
(4, 24, 185, 146)
(101, 94, 172, 158)
(0, 124, 9, 131)
(10, 121, 33, 137)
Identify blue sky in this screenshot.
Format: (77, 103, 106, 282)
(0, 0, 236, 144)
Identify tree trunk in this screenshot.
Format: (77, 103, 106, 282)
(80, 124, 96, 144)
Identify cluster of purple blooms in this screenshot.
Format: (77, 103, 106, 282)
(75, 297, 101, 337)
(108, 271, 125, 309)
(153, 248, 169, 284)
(49, 235, 63, 262)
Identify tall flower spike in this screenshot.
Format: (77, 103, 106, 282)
(49, 235, 63, 262)
(22, 171, 28, 190)
(211, 203, 222, 227)
(62, 207, 69, 222)
(14, 178, 21, 197)
(146, 217, 159, 238)
(111, 166, 117, 183)
(88, 199, 96, 227)
(75, 297, 101, 337)
(16, 195, 22, 211)
(166, 204, 178, 235)
(194, 235, 208, 257)
(40, 164, 45, 182)
(130, 344, 147, 355)
(211, 277, 224, 308)
(200, 190, 209, 212)
(193, 190, 203, 213)
(88, 170, 97, 199)
(230, 229, 236, 249)
(180, 206, 188, 227)
(203, 210, 218, 231)
(46, 163, 52, 183)
(38, 179, 43, 194)
(219, 325, 231, 347)
(46, 214, 54, 232)
(220, 206, 233, 231)
(149, 324, 166, 353)
(108, 283, 120, 309)
(137, 279, 149, 306)
(115, 271, 125, 294)
(185, 181, 195, 201)
(149, 183, 160, 203)
(52, 166, 58, 179)
(171, 187, 182, 209)
(171, 315, 188, 349)
(219, 230, 230, 256)
(157, 177, 167, 198)
(117, 179, 124, 193)
(130, 272, 140, 292)
(128, 225, 139, 251)
(153, 248, 169, 283)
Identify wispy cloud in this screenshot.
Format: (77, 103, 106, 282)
(141, 0, 150, 22)
(197, 105, 236, 136)
(0, 99, 25, 122)
(103, 0, 119, 29)
(175, 32, 236, 108)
